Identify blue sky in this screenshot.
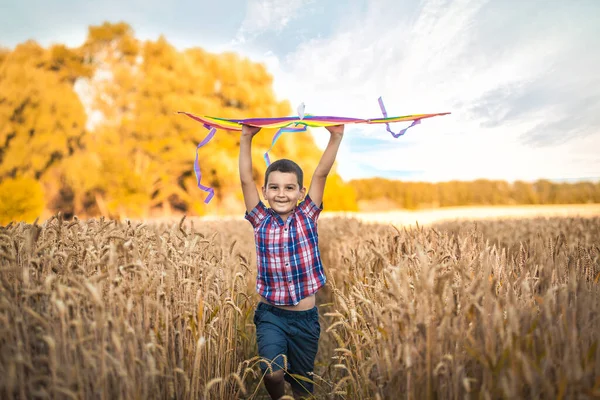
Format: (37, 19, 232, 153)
(2, 0, 599, 183)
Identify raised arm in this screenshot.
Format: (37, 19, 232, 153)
(307, 125, 344, 207)
(239, 124, 261, 212)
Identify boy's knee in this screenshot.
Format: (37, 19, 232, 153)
(264, 369, 285, 386)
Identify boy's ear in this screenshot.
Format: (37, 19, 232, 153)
(261, 186, 267, 199)
(300, 187, 307, 198)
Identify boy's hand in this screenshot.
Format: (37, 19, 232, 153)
(325, 124, 344, 136)
(242, 124, 261, 137)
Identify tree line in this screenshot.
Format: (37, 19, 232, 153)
(350, 178, 600, 209)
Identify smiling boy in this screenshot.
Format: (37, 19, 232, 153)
(239, 123, 344, 399)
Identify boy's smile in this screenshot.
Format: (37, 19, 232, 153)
(262, 171, 306, 220)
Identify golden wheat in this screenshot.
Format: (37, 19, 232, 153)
(0, 214, 598, 399)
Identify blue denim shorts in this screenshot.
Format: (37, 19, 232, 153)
(253, 302, 321, 394)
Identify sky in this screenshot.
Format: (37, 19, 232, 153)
(2, 0, 599, 183)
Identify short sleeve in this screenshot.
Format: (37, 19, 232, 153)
(298, 194, 323, 222)
(244, 201, 269, 228)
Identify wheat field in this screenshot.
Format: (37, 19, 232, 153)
(1, 213, 599, 399)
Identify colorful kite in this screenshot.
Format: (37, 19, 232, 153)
(179, 97, 450, 204)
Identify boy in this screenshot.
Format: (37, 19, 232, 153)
(239, 123, 344, 399)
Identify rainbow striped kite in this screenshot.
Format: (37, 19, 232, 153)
(179, 97, 450, 204)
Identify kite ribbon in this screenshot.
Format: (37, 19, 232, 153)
(194, 123, 217, 204)
(263, 124, 308, 166)
(378, 96, 421, 138)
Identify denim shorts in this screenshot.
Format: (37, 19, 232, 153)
(253, 302, 321, 394)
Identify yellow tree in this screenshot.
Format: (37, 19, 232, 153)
(79, 22, 308, 216)
(0, 41, 92, 219)
(74, 22, 154, 218)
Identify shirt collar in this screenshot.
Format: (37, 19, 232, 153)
(268, 205, 298, 226)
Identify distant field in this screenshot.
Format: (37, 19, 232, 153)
(321, 203, 600, 226)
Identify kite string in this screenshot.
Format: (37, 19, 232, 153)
(194, 123, 217, 204)
(378, 96, 422, 138)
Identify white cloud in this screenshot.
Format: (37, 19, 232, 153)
(262, 0, 600, 182)
(232, 0, 313, 45)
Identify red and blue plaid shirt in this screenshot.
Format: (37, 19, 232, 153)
(245, 195, 327, 306)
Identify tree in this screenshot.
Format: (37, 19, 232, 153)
(0, 41, 91, 218)
(0, 41, 89, 180)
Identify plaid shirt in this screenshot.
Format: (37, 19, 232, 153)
(244, 195, 326, 306)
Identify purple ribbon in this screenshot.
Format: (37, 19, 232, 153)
(378, 96, 421, 138)
(194, 123, 217, 203)
(263, 124, 308, 166)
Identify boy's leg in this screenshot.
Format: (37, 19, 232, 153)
(285, 307, 320, 398)
(254, 304, 289, 399)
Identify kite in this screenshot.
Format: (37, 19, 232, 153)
(178, 97, 450, 204)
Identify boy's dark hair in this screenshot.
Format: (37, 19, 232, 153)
(264, 159, 304, 188)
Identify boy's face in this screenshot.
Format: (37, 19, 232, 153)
(262, 171, 306, 218)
